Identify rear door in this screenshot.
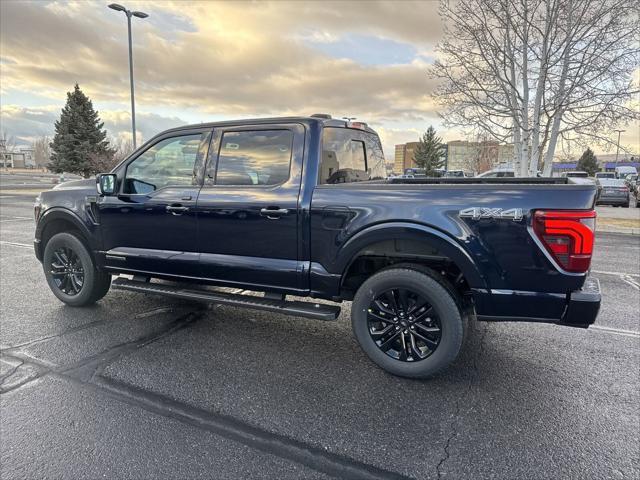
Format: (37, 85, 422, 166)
(195, 123, 306, 292)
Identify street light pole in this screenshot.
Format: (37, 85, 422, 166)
(108, 3, 148, 149)
(126, 12, 136, 149)
(615, 129, 625, 165)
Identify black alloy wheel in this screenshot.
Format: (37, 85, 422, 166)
(367, 288, 442, 362)
(49, 246, 85, 296)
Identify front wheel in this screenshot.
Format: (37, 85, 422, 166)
(351, 267, 465, 378)
(43, 232, 111, 307)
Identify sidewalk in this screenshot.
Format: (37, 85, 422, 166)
(596, 206, 640, 235)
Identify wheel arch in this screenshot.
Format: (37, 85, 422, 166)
(36, 208, 96, 261)
(336, 222, 487, 297)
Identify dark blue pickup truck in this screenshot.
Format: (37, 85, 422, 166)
(34, 115, 601, 378)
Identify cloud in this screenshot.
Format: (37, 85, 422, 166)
(0, 1, 441, 129)
(1, 104, 187, 146)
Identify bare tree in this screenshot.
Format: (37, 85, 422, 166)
(430, 0, 639, 176)
(32, 135, 51, 169)
(110, 135, 135, 164)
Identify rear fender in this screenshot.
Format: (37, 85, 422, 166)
(335, 222, 487, 290)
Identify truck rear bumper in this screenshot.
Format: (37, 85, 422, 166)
(473, 275, 601, 328)
(559, 276, 601, 328)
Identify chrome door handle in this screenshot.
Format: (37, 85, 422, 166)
(260, 208, 289, 219)
(166, 205, 189, 215)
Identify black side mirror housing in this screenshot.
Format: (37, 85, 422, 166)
(96, 173, 117, 196)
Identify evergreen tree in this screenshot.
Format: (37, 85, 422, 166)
(577, 148, 599, 176)
(413, 126, 445, 175)
(49, 84, 113, 177)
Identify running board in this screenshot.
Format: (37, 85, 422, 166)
(112, 278, 340, 321)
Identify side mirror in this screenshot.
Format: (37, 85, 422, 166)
(96, 173, 117, 196)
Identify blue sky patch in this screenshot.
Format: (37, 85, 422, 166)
(304, 33, 417, 66)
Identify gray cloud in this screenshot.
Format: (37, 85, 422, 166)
(1, 1, 441, 120)
(1, 105, 187, 146)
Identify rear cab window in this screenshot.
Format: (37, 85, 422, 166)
(319, 127, 386, 184)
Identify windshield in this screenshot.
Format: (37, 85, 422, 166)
(595, 172, 615, 178)
(566, 172, 588, 178)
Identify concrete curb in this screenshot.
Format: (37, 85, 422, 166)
(596, 226, 640, 235)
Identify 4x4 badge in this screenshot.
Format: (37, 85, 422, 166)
(459, 207, 524, 221)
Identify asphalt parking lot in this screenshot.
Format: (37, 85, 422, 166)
(1, 188, 639, 479)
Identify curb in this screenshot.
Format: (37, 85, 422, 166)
(596, 226, 640, 235)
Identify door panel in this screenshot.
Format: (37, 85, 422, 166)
(195, 124, 306, 292)
(98, 130, 210, 277)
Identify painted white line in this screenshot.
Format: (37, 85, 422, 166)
(0, 218, 33, 223)
(590, 325, 640, 338)
(0, 241, 32, 249)
(620, 274, 640, 290)
(592, 269, 640, 278)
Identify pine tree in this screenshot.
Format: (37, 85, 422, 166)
(49, 84, 113, 177)
(577, 148, 599, 176)
(413, 126, 445, 175)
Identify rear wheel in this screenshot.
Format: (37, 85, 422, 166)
(351, 267, 464, 378)
(43, 232, 111, 306)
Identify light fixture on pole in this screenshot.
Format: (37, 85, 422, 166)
(108, 3, 148, 149)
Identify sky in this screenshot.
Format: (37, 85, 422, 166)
(1, 0, 638, 160)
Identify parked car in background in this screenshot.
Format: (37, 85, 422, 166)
(624, 174, 638, 191)
(595, 172, 616, 180)
(614, 165, 638, 179)
(562, 171, 589, 178)
(595, 178, 630, 207)
(476, 167, 515, 178)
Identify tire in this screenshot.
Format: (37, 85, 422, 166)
(43, 232, 111, 306)
(351, 267, 464, 379)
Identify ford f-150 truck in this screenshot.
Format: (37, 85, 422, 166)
(34, 115, 601, 378)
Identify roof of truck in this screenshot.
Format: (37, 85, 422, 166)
(161, 115, 378, 135)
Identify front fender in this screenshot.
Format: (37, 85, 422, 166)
(335, 221, 487, 289)
(35, 207, 98, 260)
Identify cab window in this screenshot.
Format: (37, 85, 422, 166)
(124, 134, 204, 194)
(215, 130, 293, 186)
(320, 127, 386, 184)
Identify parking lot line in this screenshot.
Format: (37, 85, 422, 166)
(0, 241, 32, 249)
(0, 218, 33, 223)
(589, 325, 640, 338)
(592, 269, 640, 278)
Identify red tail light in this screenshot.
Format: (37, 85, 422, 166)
(532, 210, 596, 273)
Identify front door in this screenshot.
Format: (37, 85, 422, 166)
(195, 124, 305, 293)
(97, 129, 211, 277)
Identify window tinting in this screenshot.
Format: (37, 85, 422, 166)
(124, 134, 203, 194)
(215, 130, 293, 186)
(320, 127, 386, 184)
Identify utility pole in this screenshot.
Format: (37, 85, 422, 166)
(615, 129, 625, 165)
(108, 4, 149, 149)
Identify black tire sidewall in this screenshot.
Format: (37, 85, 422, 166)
(43, 232, 99, 307)
(352, 268, 464, 378)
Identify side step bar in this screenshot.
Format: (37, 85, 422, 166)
(112, 278, 341, 321)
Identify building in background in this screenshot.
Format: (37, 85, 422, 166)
(0, 147, 35, 168)
(394, 142, 449, 174)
